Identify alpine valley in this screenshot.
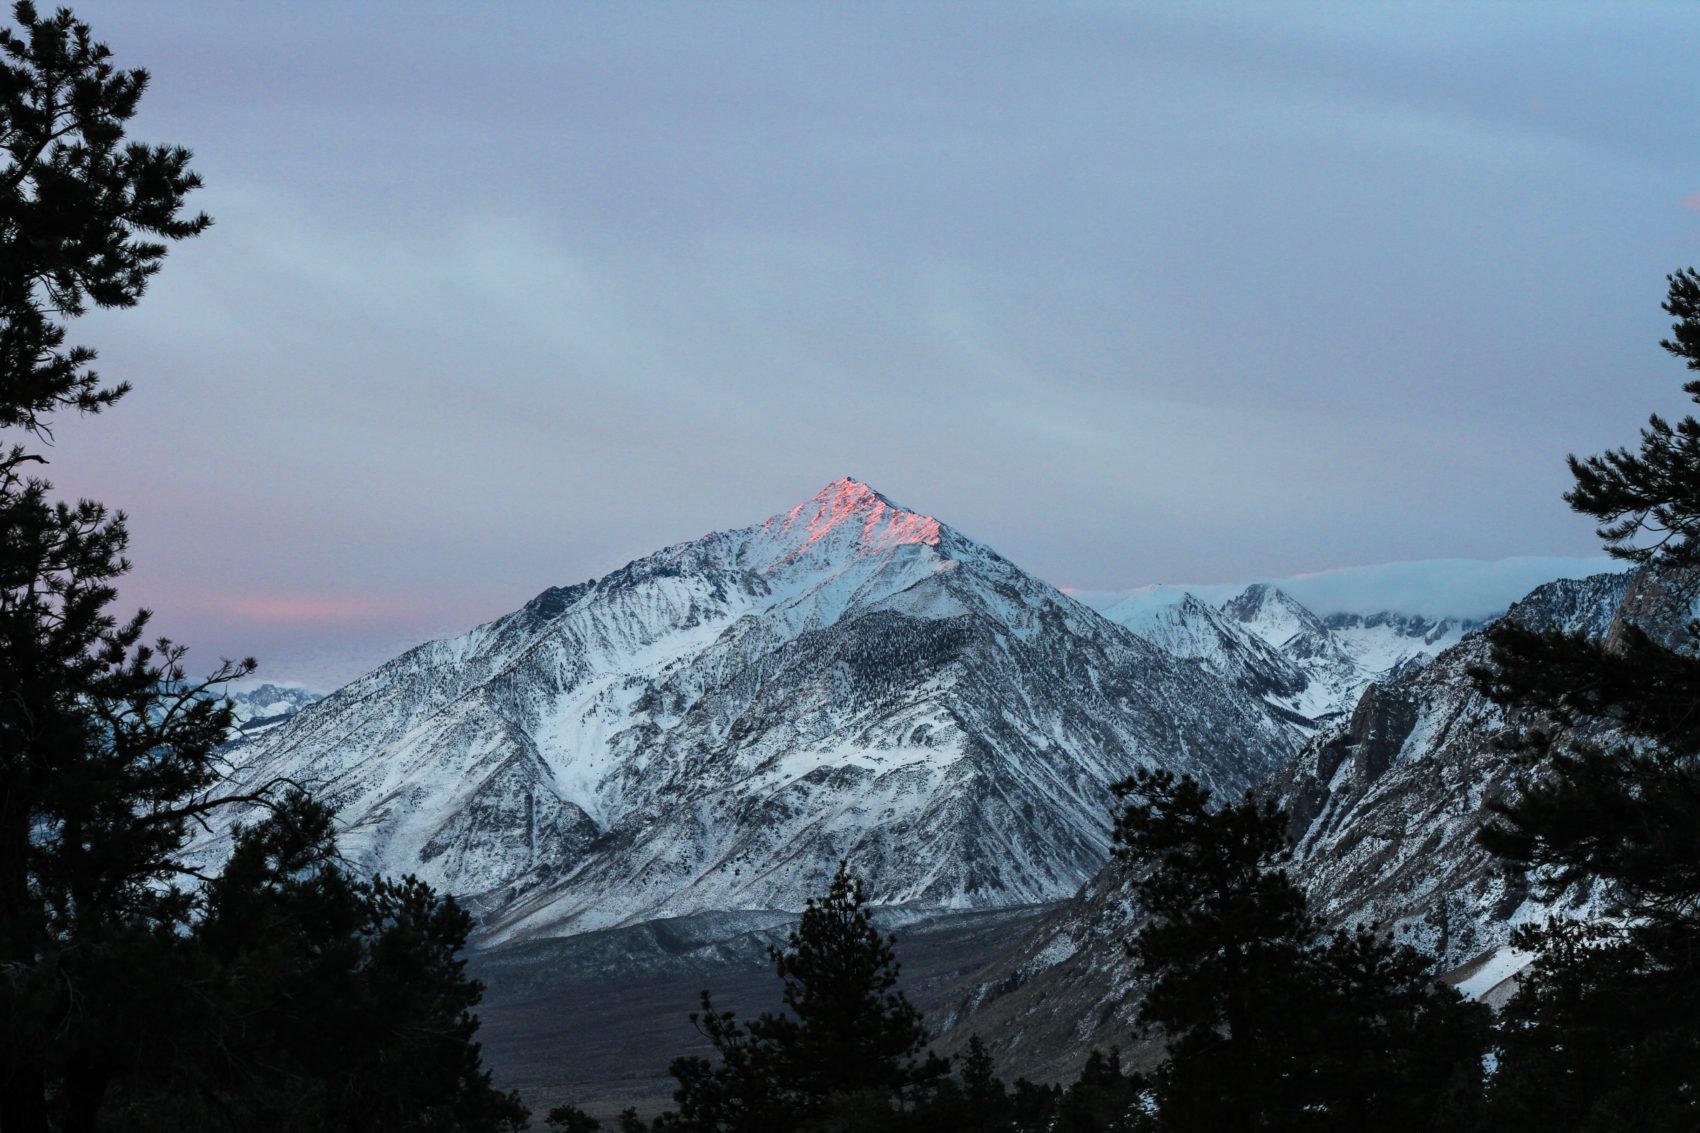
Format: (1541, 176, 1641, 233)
(213, 478, 1642, 1113)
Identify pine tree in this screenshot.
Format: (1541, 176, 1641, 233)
(1485, 919, 1678, 1131)
(1006, 1077, 1063, 1132)
(1050, 1048, 1148, 1133)
(0, 6, 525, 1129)
(658, 862, 945, 1132)
(547, 1103, 606, 1132)
(954, 1035, 1012, 1133)
(0, 0, 209, 435)
(1302, 925, 1487, 1132)
(1112, 768, 1487, 1132)
(1473, 269, 1700, 1130)
(1113, 769, 1318, 1131)
(904, 1033, 1018, 1133)
(1564, 266, 1700, 570)
(104, 793, 527, 1131)
(544, 1105, 651, 1132)
(0, 7, 237, 1128)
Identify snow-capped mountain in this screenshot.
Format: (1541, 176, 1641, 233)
(1099, 590, 1318, 725)
(1098, 583, 1479, 727)
(1220, 582, 1478, 716)
(223, 682, 325, 735)
(937, 566, 1658, 1074)
(1218, 582, 1332, 650)
(220, 480, 1297, 943)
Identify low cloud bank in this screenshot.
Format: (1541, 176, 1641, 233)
(1069, 556, 1630, 622)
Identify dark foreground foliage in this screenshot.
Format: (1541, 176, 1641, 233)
(588, 815, 1486, 1133)
(0, 5, 521, 1130)
(1472, 267, 1700, 1132)
(1113, 769, 1488, 1133)
(559, 862, 1077, 1133)
(106, 793, 526, 1132)
(652, 861, 947, 1132)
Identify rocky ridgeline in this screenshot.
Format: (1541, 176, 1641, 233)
(936, 566, 1665, 1070)
(216, 479, 1297, 943)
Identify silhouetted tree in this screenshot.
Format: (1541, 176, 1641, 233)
(547, 1102, 607, 1132)
(657, 862, 946, 1132)
(904, 1033, 1021, 1133)
(1484, 918, 1686, 1132)
(1302, 925, 1487, 1131)
(0, 7, 235, 1128)
(1112, 768, 1486, 1132)
(0, 5, 524, 1129)
(1474, 269, 1700, 1130)
(1010, 1077, 1064, 1131)
(0, 0, 209, 435)
(1114, 769, 1317, 1131)
(108, 793, 527, 1131)
(1051, 1048, 1148, 1133)
(954, 1035, 1012, 1133)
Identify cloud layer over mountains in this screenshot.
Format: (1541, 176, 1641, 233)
(1071, 555, 1627, 624)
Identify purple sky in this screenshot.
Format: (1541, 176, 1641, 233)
(33, 2, 1700, 687)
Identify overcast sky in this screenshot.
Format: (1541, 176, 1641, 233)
(35, 1, 1700, 687)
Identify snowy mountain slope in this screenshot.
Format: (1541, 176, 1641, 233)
(1321, 608, 1472, 677)
(1095, 582, 1480, 727)
(928, 859, 1151, 1083)
(1099, 589, 1318, 726)
(1218, 582, 1333, 651)
(933, 567, 1657, 1076)
(220, 480, 1298, 942)
(223, 682, 325, 736)
(1221, 583, 1480, 714)
(1268, 569, 1645, 968)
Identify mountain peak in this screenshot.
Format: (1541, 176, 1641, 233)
(764, 478, 942, 560)
(806, 476, 902, 514)
(1222, 582, 1305, 616)
(1219, 583, 1328, 649)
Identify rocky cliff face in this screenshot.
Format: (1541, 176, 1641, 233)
(216, 479, 1297, 943)
(933, 567, 1657, 1074)
(1273, 568, 1641, 967)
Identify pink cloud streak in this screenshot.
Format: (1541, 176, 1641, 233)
(204, 595, 397, 624)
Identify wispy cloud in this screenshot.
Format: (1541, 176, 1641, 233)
(208, 596, 396, 624)
(44, 1, 1696, 688)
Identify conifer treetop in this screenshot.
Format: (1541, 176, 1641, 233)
(0, 0, 210, 435)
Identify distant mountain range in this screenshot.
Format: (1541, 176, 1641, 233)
(938, 563, 1684, 1070)
(203, 478, 1653, 1102)
(1094, 583, 1478, 728)
(223, 682, 325, 735)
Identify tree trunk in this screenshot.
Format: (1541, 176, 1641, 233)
(59, 1052, 109, 1133)
(0, 1064, 51, 1133)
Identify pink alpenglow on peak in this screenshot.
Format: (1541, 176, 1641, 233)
(768, 478, 943, 561)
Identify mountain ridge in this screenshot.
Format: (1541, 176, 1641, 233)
(1093, 581, 1480, 728)
(217, 479, 1298, 943)
(931, 564, 1658, 1076)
